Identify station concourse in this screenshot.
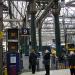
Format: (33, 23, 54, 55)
(20, 70, 70, 75)
(0, 0, 75, 75)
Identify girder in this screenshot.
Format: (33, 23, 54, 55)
(3, 4, 8, 11)
(36, 0, 53, 23)
(66, 0, 75, 7)
(5, 0, 29, 1)
(5, 0, 49, 2)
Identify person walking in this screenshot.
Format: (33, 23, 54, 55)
(29, 49, 37, 74)
(43, 49, 50, 75)
(68, 51, 75, 75)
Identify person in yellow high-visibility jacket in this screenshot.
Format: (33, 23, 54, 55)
(4, 65, 8, 75)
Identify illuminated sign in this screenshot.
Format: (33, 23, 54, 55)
(8, 42, 18, 52)
(8, 28, 18, 40)
(21, 28, 30, 36)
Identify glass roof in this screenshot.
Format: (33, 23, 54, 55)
(2, 0, 75, 45)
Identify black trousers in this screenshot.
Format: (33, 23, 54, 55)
(70, 68, 75, 75)
(45, 65, 50, 75)
(31, 65, 36, 74)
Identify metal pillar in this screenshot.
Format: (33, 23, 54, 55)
(24, 36, 29, 55)
(31, 13, 36, 51)
(0, 1, 3, 75)
(30, 0, 37, 51)
(54, 14, 61, 56)
(52, 0, 61, 57)
(38, 21, 42, 52)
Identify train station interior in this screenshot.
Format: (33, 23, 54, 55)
(0, 0, 75, 75)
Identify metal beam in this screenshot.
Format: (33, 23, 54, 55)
(66, 0, 75, 7)
(5, 0, 48, 1)
(11, 1, 24, 18)
(8, 0, 13, 27)
(3, 4, 8, 11)
(41, 32, 75, 34)
(36, 0, 53, 23)
(46, 15, 75, 19)
(3, 11, 8, 14)
(67, 4, 75, 7)
(5, 0, 30, 1)
(43, 22, 75, 25)
(41, 29, 75, 32)
(3, 19, 22, 22)
(11, 12, 22, 27)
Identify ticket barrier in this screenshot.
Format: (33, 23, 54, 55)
(7, 52, 20, 75)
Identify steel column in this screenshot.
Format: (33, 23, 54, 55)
(52, 0, 61, 57)
(31, 13, 37, 51)
(38, 22, 42, 52)
(30, 0, 37, 51)
(54, 14, 61, 56)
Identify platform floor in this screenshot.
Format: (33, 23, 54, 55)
(20, 69, 71, 75)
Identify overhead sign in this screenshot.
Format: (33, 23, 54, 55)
(21, 28, 30, 36)
(8, 28, 18, 40)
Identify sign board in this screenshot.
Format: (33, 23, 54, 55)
(8, 42, 18, 52)
(21, 28, 30, 36)
(7, 28, 18, 40)
(10, 56, 16, 63)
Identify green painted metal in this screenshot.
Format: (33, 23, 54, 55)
(24, 36, 29, 55)
(31, 13, 37, 51)
(38, 27, 42, 52)
(54, 14, 61, 57)
(20, 36, 29, 56)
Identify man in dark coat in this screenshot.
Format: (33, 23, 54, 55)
(29, 49, 37, 74)
(68, 51, 75, 75)
(43, 49, 50, 75)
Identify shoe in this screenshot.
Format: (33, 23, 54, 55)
(45, 74, 49, 75)
(32, 72, 35, 74)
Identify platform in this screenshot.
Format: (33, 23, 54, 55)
(20, 69, 71, 75)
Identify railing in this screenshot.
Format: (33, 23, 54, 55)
(50, 55, 69, 70)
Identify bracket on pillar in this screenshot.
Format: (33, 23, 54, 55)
(38, 21, 42, 30)
(51, 0, 61, 15)
(29, 0, 37, 14)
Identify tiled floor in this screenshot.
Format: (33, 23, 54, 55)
(20, 69, 71, 75)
